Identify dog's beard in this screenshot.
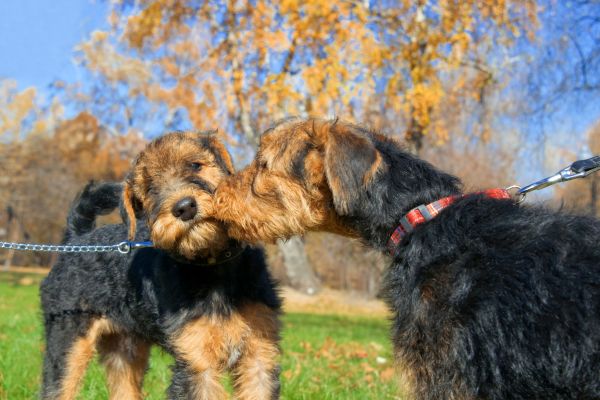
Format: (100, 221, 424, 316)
(151, 215, 229, 260)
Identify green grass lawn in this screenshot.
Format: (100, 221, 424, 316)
(0, 272, 401, 399)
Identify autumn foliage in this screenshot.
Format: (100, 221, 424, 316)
(79, 0, 537, 151)
(0, 103, 144, 266)
(0, 0, 547, 294)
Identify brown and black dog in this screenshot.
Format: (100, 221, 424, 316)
(213, 117, 600, 400)
(41, 132, 281, 400)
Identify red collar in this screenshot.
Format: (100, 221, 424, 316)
(387, 188, 512, 255)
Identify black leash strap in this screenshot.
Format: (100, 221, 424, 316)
(571, 156, 600, 175)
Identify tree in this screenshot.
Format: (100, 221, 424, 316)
(514, 1, 600, 209)
(518, 1, 600, 143)
(77, 0, 538, 149)
(0, 80, 64, 140)
(70, 0, 538, 292)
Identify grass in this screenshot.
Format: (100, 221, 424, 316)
(0, 272, 401, 399)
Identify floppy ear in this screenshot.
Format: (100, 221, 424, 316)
(321, 121, 385, 216)
(207, 133, 236, 175)
(194, 131, 236, 175)
(121, 179, 143, 241)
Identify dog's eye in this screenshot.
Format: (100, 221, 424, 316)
(190, 162, 203, 171)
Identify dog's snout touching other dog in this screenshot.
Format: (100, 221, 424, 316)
(214, 118, 370, 243)
(123, 132, 234, 260)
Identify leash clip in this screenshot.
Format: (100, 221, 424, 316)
(117, 241, 154, 254)
(516, 156, 600, 198)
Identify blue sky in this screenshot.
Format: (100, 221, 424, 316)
(0, 0, 107, 90)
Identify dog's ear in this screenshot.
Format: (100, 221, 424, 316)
(206, 134, 236, 175)
(121, 178, 143, 241)
(193, 132, 236, 175)
(319, 120, 386, 216)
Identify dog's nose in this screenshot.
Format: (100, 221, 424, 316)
(172, 197, 197, 221)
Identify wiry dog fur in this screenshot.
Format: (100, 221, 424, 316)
(40, 132, 281, 400)
(214, 117, 600, 399)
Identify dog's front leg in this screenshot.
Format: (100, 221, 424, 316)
(170, 317, 228, 400)
(167, 359, 226, 400)
(232, 303, 281, 400)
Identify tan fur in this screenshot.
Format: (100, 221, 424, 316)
(97, 333, 150, 400)
(233, 304, 281, 400)
(206, 136, 236, 174)
(214, 119, 334, 243)
(395, 358, 475, 400)
(214, 118, 383, 242)
(215, 167, 328, 243)
(172, 304, 280, 400)
(364, 150, 385, 186)
(173, 313, 248, 400)
(55, 318, 117, 400)
(122, 183, 138, 241)
(395, 360, 417, 400)
(149, 188, 227, 259)
(322, 121, 383, 215)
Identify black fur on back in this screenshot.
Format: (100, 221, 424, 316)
(341, 132, 600, 399)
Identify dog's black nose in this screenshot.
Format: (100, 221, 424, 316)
(172, 197, 197, 221)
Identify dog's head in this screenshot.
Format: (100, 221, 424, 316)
(124, 131, 235, 260)
(215, 118, 389, 243)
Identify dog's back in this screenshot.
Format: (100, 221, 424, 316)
(40, 182, 147, 332)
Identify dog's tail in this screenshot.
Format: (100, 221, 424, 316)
(63, 181, 122, 242)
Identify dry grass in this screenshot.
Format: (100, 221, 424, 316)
(281, 287, 390, 318)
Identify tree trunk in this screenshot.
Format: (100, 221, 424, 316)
(229, 40, 321, 294)
(2, 206, 18, 270)
(406, 116, 425, 155)
(405, 1, 428, 157)
(3, 249, 14, 271)
(591, 174, 598, 216)
(277, 237, 321, 295)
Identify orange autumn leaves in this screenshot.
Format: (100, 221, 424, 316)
(81, 0, 538, 149)
(285, 338, 396, 389)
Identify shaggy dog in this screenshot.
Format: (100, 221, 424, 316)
(213, 117, 600, 400)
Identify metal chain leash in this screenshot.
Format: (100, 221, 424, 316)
(0, 240, 153, 254)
